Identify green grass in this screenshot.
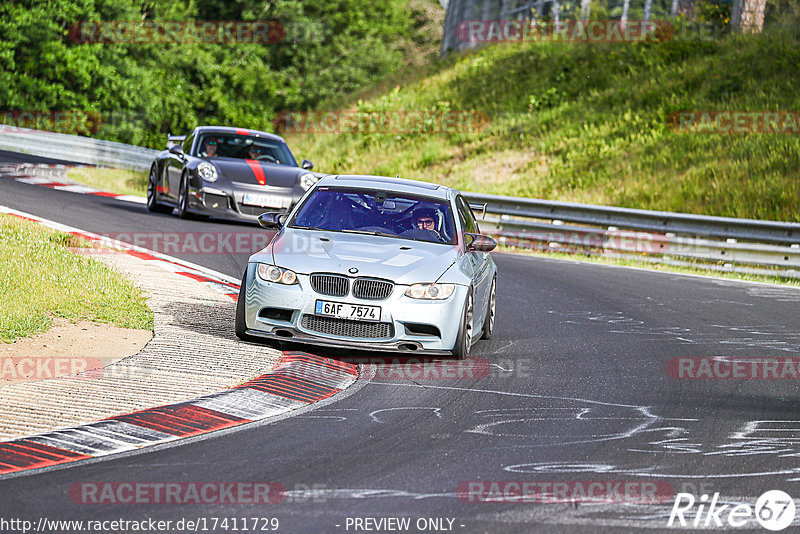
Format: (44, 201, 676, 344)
(0, 215, 153, 342)
(67, 167, 148, 197)
(286, 22, 800, 222)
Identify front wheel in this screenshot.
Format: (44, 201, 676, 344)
(235, 271, 256, 342)
(452, 288, 474, 360)
(481, 276, 496, 340)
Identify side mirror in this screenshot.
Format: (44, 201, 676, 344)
(169, 145, 184, 156)
(301, 159, 313, 170)
(465, 233, 497, 252)
(469, 202, 488, 220)
(258, 211, 288, 230)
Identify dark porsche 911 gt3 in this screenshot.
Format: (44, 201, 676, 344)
(147, 126, 324, 221)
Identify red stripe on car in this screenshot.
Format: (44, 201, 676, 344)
(236, 129, 250, 135)
(245, 159, 267, 185)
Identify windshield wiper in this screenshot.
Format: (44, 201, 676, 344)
(291, 225, 328, 231)
(341, 229, 390, 237)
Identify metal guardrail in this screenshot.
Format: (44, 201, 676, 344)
(0, 126, 158, 170)
(463, 192, 800, 246)
(464, 192, 800, 277)
(0, 126, 797, 277)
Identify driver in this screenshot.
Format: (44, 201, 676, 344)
(201, 139, 218, 157)
(413, 207, 438, 232)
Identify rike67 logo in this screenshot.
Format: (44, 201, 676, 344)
(668, 490, 796, 531)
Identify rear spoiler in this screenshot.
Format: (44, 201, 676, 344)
(166, 134, 186, 149)
(469, 202, 487, 219)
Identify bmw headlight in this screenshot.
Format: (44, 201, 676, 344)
(257, 264, 298, 285)
(299, 173, 318, 191)
(198, 161, 219, 182)
(405, 283, 455, 300)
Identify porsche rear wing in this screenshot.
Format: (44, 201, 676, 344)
(166, 134, 186, 149)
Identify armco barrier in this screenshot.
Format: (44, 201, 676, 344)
(0, 126, 158, 170)
(463, 192, 800, 246)
(1, 127, 797, 277)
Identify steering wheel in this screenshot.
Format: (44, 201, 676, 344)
(256, 154, 276, 162)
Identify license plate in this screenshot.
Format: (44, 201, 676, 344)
(242, 193, 288, 208)
(315, 300, 381, 322)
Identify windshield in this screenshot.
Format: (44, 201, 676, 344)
(196, 133, 297, 166)
(289, 187, 457, 245)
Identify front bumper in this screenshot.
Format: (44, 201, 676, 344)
(241, 264, 467, 355)
(187, 181, 303, 221)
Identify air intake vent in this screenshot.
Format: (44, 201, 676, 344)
(310, 274, 349, 297)
(352, 278, 394, 300)
(302, 315, 393, 339)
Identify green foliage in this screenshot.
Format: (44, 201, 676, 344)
(697, 0, 732, 29)
(0, 0, 441, 148)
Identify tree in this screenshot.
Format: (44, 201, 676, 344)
(730, 0, 767, 32)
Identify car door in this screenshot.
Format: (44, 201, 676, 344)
(164, 132, 193, 201)
(456, 195, 491, 331)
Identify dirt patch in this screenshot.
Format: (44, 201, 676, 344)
(0, 319, 152, 384)
(452, 150, 539, 185)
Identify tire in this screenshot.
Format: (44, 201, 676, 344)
(481, 276, 496, 340)
(235, 271, 256, 342)
(452, 288, 474, 360)
(177, 171, 191, 219)
(146, 164, 172, 214)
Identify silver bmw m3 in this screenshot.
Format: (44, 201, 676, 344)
(235, 174, 497, 358)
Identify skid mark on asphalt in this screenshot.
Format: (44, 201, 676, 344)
(371, 381, 800, 486)
(372, 382, 661, 448)
(369, 407, 443, 424)
(545, 305, 800, 351)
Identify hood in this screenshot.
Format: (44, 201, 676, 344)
(210, 157, 307, 188)
(256, 228, 459, 286)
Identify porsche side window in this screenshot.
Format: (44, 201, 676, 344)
(182, 133, 194, 155)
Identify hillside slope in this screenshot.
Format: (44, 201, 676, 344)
(287, 25, 800, 221)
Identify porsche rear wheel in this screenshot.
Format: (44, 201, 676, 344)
(452, 288, 474, 360)
(146, 165, 172, 214)
(177, 171, 191, 219)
